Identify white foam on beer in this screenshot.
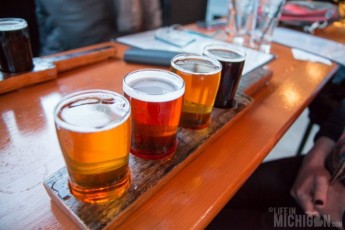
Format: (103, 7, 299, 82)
(123, 69, 185, 102)
(171, 54, 222, 75)
(54, 90, 130, 133)
(0, 19, 28, 31)
(203, 45, 246, 63)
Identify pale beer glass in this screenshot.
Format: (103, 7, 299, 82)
(54, 90, 131, 204)
(171, 54, 222, 130)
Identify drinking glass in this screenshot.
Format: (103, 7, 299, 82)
(250, 0, 286, 53)
(171, 54, 222, 130)
(227, 0, 257, 45)
(54, 90, 131, 204)
(123, 69, 185, 160)
(0, 18, 33, 73)
(204, 44, 246, 108)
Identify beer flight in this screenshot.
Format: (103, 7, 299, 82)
(53, 44, 247, 204)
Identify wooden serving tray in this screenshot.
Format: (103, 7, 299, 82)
(0, 43, 117, 94)
(43, 67, 272, 229)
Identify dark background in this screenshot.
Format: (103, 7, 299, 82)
(1, 0, 40, 57)
(1, 0, 208, 57)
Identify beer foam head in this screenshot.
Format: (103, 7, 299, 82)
(54, 90, 130, 133)
(171, 54, 222, 75)
(123, 69, 185, 102)
(203, 44, 246, 63)
(0, 18, 28, 31)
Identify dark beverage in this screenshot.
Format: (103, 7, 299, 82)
(123, 69, 185, 160)
(171, 54, 221, 129)
(0, 18, 33, 73)
(204, 45, 246, 108)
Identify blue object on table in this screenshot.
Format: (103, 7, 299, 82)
(124, 48, 182, 67)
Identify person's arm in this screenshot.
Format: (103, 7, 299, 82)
(291, 99, 345, 227)
(291, 136, 335, 214)
(314, 98, 345, 143)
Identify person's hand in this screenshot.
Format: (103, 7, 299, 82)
(315, 181, 345, 229)
(290, 156, 331, 215)
(290, 137, 335, 215)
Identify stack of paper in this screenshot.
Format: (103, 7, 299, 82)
(273, 27, 345, 66)
(116, 29, 275, 75)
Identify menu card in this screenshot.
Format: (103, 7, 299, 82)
(116, 28, 275, 75)
(273, 27, 345, 66)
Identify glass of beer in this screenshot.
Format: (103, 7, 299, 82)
(0, 18, 34, 73)
(203, 44, 246, 108)
(171, 54, 222, 130)
(54, 90, 131, 204)
(123, 69, 185, 160)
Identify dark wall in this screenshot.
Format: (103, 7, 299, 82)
(2, 0, 209, 56)
(1, 0, 40, 56)
(161, 0, 208, 26)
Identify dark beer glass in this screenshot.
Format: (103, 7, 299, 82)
(203, 44, 246, 108)
(0, 18, 34, 73)
(123, 69, 185, 160)
(171, 54, 221, 129)
(54, 90, 131, 204)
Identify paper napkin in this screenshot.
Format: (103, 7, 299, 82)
(291, 48, 332, 65)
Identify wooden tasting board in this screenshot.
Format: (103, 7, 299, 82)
(43, 67, 273, 230)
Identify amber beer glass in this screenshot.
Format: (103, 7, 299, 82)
(54, 90, 131, 204)
(203, 44, 246, 108)
(171, 54, 221, 129)
(0, 18, 33, 73)
(123, 69, 185, 160)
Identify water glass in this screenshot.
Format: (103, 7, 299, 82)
(250, 0, 286, 53)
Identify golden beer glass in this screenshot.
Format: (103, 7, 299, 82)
(123, 69, 185, 160)
(171, 54, 222, 129)
(54, 90, 131, 204)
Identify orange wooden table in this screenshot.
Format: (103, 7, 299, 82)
(0, 25, 343, 229)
